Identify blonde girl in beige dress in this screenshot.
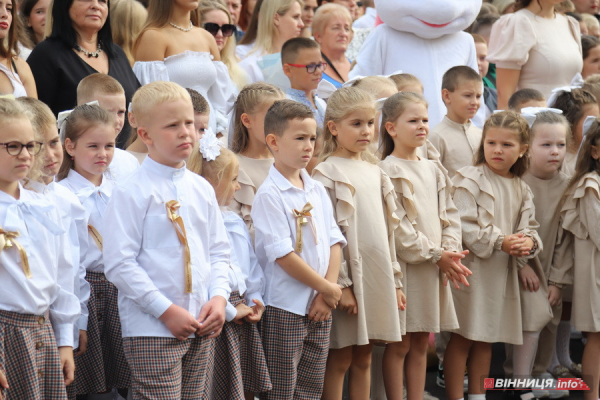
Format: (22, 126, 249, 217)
(560, 118, 600, 400)
(445, 111, 543, 400)
(377, 92, 471, 400)
(229, 82, 285, 235)
(311, 87, 406, 400)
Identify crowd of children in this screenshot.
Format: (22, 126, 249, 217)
(0, 19, 600, 400)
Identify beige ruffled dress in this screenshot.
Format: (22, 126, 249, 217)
(451, 165, 545, 344)
(229, 155, 274, 236)
(379, 156, 461, 333)
(312, 157, 404, 348)
(560, 172, 600, 333)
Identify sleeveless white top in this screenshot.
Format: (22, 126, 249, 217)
(0, 62, 27, 98)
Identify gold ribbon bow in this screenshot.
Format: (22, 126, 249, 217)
(166, 200, 192, 294)
(88, 224, 103, 251)
(292, 202, 318, 253)
(0, 228, 31, 278)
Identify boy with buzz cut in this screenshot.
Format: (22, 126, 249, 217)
(282, 37, 327, 128)
(252, 99, 345, 400)
(429, 65, 484, 178)
(508, 88, 546, 112)
(103, 81, 231, 399)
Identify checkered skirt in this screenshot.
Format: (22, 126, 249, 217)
(0, 310, 68, 400)
(86, 271, 131, 389)
(240, 311, 272, 393)
(66, 283, 107, 399)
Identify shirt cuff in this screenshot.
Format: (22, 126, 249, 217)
(494, 234, 505, 251)
(495, 61, 523, 70)
(430, 247, 443, 264)
(54, 323, 75, 347)
(76, 314, 88, 331)
(210, 288, 230, 301)
(265, 238, 294, 262)
(145, 294, 173, 319)
(225, 302, 237, 322)
(244, 291, 263, 307)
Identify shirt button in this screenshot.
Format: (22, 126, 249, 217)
(38, 316, 45, 325)
(36, 341, 43, 349)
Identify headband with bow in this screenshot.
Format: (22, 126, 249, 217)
(546, 73, 584, 107)
(57, 101, 99, 142)
(520, 107, 563, 128)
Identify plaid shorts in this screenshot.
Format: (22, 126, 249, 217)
(67, 284, 107, 399)
(87, 271, 131, 389)
(259, 306, 331, 400)
(123, 335, 211, 400)
(0, 310, 67, 400)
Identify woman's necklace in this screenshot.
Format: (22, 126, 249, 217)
(169, 21, 193, 32)
(74, 42, 102, 58)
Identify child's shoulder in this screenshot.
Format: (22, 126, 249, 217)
(222, 210, 252, 239)
(452, 165, 491, 194)
(573, 171, 600, 198)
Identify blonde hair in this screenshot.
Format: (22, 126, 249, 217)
(77, 73, 125, 104)
(187, 146, 239, 205)
(111, 0, 148, 66)
(0, 98, 29, 124)
(131, 81, 192, 124)
(57, 104, 114, 181)
(351, 76, 398, 99)
(530, 111, 571, 147)
(253, 0, 302, 54)
(583, 78, 600, 103)
(320, 86, 376, 162)
(230, 82, 284, 154)
(474, 110, 531, 177)
(312, 3, 352, 37)
(379, 92, 428, 159)
(199, 1, 248, 90)
(389, 73, 423, 93)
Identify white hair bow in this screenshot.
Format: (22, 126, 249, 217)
(520, 107, 563, 128)
(546, 73, 584, 107)
(57, 101, 99, 142)
(577, 115, 598, 160)
(199, 128, 224, 161)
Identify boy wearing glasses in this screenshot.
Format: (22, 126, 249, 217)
(282, 38, 328, 128)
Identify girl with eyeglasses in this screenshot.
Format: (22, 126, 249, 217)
(199, 0, 249, 91)
(132, 0, 236, 137)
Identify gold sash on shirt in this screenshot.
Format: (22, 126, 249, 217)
(88, 224, 103, 251)
(292, 202, 318, 253)
(165, 200, 192, 293)
(0, 228, 31, 278)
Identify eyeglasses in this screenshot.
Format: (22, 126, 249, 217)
(0, 141, 43, 156)
(203, 23, 237, 37)
(286, 62, 328, 73)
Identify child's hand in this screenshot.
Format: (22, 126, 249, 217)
(0, 369, 8, 398)
(197, 295, 227, 338)
(548, 284, 563, 307)
(159, 304, 202, 340)
(58, 346, 75, 386)
(396, 288, 406, 311)
(502, 233, 533, 257)
(338, 287, 358, 315)
(320, 281, 342, 309)
(244, 299, 265, 324)
(518, 264, 540, 292)
(76, 330, 88, 356)
(437, 250, 471, 289)
(308, 293, 332, 322)
(233, 303, 253, 325)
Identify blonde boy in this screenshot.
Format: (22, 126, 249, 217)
(103, 81, 231, 399)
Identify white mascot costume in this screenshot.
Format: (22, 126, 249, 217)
(351, 0, 484, 128)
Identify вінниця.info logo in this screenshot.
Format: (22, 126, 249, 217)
(483, 377, 591, 391)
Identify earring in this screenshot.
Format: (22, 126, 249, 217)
(519, 154, 523, 158)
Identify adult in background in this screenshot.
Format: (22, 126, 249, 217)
(19, 0, 50, 54)
(312, 4, 353, 89)
(488, 0, 582, 109)
(352, 0, 376, 28)
(27, 0, 139, 146)
(110, 0, 147, 67)
(300, 0, 318, 37)
(225, 0, 243, 41)
(133, 0, 235, 135)
(236, 0, 262, 59)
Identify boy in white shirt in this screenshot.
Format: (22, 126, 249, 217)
(103, 81, 231, 399)
(251, 99, 345, 399)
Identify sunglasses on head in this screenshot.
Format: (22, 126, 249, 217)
(203, 22, 237, 37)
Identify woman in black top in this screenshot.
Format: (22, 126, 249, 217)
(27, 0, 140, 147)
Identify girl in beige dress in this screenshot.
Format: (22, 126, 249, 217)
(312, 87, 405, 400)
(560, 118, 600, 400)
(446, 111, 543, 400)
(229, 83, 285, 235)
(377, 92, 470, 400)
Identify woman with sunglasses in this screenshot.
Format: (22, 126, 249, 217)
(238, 0, 304, 88)
(199, 0, 248, 91)
(132, 0, 235, 136)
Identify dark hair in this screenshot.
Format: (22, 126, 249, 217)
(550, 88, 597, 138)
(565, 11, 582, 21)
(0, 1, 18, 58)
(474, 110, 531, 177)
(238, 0, 263, 45)
(19, 0, 38, 48)
(49, 0, 115, 59)
(185, 88, 209, 114)
(582, 35, 600, 60)
(442, 66, 482, 92)
(264, 99, 314, 137)
(471, 15, 499, 35)
(514, 0, 538, 11)
(564, 117, 600, 197)
(281, 37, 320, 64)
(508, 88, 545, 110)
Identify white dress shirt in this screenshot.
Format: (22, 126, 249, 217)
(60, 170, 114, 274)
(251, 166, 346, 316)
(222, 210, 265, 322)
(106, 148, 139, 182)
(0, 185, 79, 347)
(103, 157, 231, 338)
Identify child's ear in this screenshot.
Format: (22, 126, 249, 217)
(64, 138, 75, 157)
(592, 144, 600, 160)
(273, 13, 280, 28)
(137, 125, 153, 147)
(283, 63, 292, 78)
(441, 88, 451, 104)
(327, 120, 338, 136)
(519, 144, 529, 157)
(128, 111, 137, 128)
(241, 113, 252, 129)
(385, 121, 397, 137)
(265, 133, 278, 151)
